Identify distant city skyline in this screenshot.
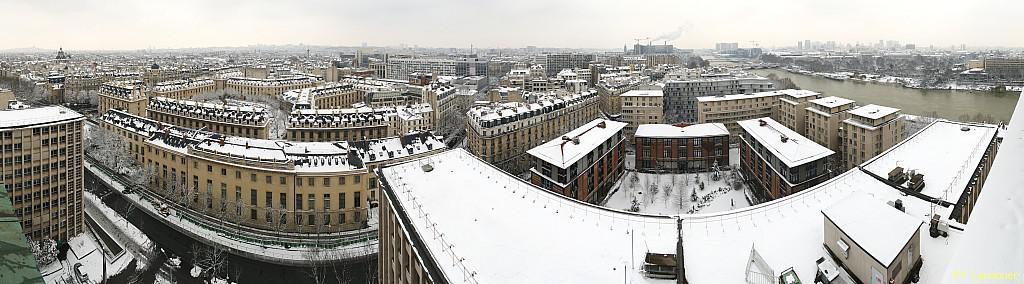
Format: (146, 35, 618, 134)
(1, 0, 1022, 50)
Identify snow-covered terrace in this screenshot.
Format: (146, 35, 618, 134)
(148, 96, 269, 126)
(0, 105, 83, 128)
(861, 120, 997, 208)
(379, 116, 999, 283)
(848, 104, 901, 120)
(939, 92, 1024, 283)
(351, 132, 445, 164)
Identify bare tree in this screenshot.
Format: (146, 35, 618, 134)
(190, 243, 229, 281)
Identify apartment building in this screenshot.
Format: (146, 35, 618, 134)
(0, 106, 85, 241)
(98, 80, 148, 116)
(738, 118, 834, 201)
(843, 104, 904, 169)
(620, 90, 664, 138)
(775, 89, 822, 134)
(466, 90, 600, 174)
(633, 123, 730, 172)
(527, 119, 627, 203)
(595, 72, 652, 116)
(286, 103, 434, 142)
(664, 74, 773, 123)
(384, 58, 488, 81)
(982, 57, 1024, 82)
(281, 83, 361, 110)
(805, 96, 856, 153)
(224, 76, 319, 96)
(97, 109, 444, 234)
(823, 194, 922, 284)
(696, 90, 785, 138)
(146, 97, 270, 139)
(150, 79, 216, 100)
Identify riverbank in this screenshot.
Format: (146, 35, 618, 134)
(752, 69, 1020, 122)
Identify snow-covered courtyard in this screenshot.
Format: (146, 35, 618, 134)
(602, 168, 754, 215)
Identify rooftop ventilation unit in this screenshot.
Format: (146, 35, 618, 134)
(758, 119, 767, 127)
(780, 135, 789, 143)
(908, 171, 925, 192)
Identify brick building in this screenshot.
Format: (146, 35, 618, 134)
(527, 119, 627, 204)
(633, 123, 730, 173)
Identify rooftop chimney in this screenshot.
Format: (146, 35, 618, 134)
(758, 119, 767, 126)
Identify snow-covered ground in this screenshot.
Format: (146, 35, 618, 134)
(603, 169, 753, 215)
(84, 192, 157, 263)
(40, 229, 135, 284)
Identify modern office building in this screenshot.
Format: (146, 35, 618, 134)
(526, 119, 627, 203)
(843, 104, 904, 169)
(466, 90, 600, 173)
(664, 74, 773, 123)
(98, 80, 148, 116)
(0, 106, 85, 241)
(147, 96, 270, 139)
(620, 90, 664, 138)
(738, 117, 833, 201)
(633, 123, 730, 172)
(545, 54, 595, 78)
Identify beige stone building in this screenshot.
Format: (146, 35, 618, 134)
(287, 103, 434, 142)
(224, 76, 319, 96)
(150, 79, 217, 100)
(775, 89, 821, 134)
(620, 90, 663, 139)
(98, 109, 444, 234)
(147, 97, 270, 139)
(0, 106, 85, 241)
(98, 80, 148, 117)
(466, 90, 600, 173)
(281, 83, 361, 110)
(805, 96, 856, 152)
(696, 90, 784, 138)
(843, 104, 904, 169)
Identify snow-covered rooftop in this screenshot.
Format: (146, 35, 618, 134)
(822, 194, 923, 265)
(695, 89, 785, 102)
(0, 105, 84, 128)
(848, 104, 900, 120)
(776, 89, 821, 99)
(526, 119, 627, 169)
(379, 149, 678, 284)
(621, 90, 664, 97)
(634, 123, 728, 139)
(861, 120, 997, 205)
(939, 93, 1024, 283)
(809, 96, 856, 109)
(737, 117, 834, 168)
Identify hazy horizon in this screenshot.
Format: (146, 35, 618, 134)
(2, 0, 1022, 51)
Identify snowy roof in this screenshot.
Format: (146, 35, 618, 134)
(695, 90, 784, 102)
(940, 93, 1024, 283)
(526, 119, 627, 169)
(0, 105, 84, 129)
(847, 104, 900, 120)
(822, 194, 923, 266)
(809, 96, 856, 110)
(775, 89, 820, 99)
(634, 123, 728, 139)
(861, 120, 996, 204)
(148, 97, 268, 127)
(737, 118, 834, 168)
(467, 90, 598, 128)
(379, 115, 985, 283)
(621, 90, 664, 97)
(378, 149, 678, 284)
(351, 132, 446, 164)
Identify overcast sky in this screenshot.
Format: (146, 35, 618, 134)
(1, 0, 1020, 50)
